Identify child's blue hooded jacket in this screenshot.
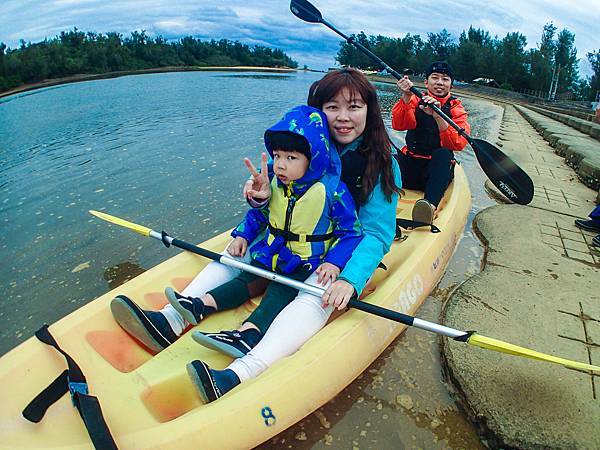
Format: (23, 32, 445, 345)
(231, 105, 362, 274)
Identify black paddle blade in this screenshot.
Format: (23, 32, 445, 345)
(470, 138, 534, 205)
(290, 0, 323, 23)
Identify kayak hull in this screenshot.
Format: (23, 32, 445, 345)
(0, 166, 471, 449)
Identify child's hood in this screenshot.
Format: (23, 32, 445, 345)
(264, 105, 340, 193)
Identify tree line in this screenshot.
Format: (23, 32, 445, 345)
(337, 23, 600, 101)
(0, 29, 298, 93)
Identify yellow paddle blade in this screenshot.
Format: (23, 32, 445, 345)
(468, 334, 600, 373)
(89, 210, 152, 237)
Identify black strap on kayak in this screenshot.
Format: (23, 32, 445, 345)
(22, 325, 118, 450)
(394, 224, 405, 241)
(396, 218, 441, 234)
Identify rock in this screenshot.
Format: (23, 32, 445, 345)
(71, 261, 91, 273)
(315, 411, 330, 429)
(395, 394, 413, 410)
(294, 431, 307, 441)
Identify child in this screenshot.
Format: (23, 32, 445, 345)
(110, 105, 362, 358)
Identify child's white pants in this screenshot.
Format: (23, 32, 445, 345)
(228, 271, 334, 381)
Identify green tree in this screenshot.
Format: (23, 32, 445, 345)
(336, 32, 374, 68)
(587, 50, 600, 101)
(0, 31, 298, 93)
(554, 28, 579, 93)
(425, 29, 455, 60)
(450, 27, 496, 82)
(0, 42, 7, 90)
(497, 32, 528, 88)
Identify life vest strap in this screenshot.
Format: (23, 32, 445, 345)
(400, 146, 433, 160)
(22, 324, 118, 450)
(400, 146, 458, 166)
(268, 224, 334, 243)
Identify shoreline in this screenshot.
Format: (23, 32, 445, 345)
(0, 66, 316, 99)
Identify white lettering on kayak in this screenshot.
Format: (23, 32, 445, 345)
(431, 232, 457, 274)
(393, 274, 424, 313)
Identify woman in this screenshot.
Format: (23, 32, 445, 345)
(186, 68, 402, 402)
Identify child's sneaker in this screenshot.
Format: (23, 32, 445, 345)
(186, 360, 240, 403)
(165, 287, 215, 325)
(110, 295, 177, 353)
(191, 328, 261, 358)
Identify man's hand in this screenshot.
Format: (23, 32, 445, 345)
(396, 76, 414, 103)
(419, 95, 442, 116)
(243, 152, 271, 201)
(315, 262, 340, 286)
(227, 236, 248, 257)
(322, 279, 355, 310)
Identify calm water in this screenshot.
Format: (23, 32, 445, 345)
(0, 71, 500, 447)
(0, 71, 321, 352)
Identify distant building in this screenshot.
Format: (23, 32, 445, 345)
(472, 78, 500, 88)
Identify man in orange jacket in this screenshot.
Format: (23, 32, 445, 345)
(392, 61, 470, 224)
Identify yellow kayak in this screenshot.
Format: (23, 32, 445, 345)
(0, 165, 470, 449)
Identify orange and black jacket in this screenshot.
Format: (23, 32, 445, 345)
(391, 92, 470, 159)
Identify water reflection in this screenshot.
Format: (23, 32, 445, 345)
(103, 260, 146, 290)
(217, 74, 293, 80)
(0, 84, 69, 104)
(0, 70, 323, 355)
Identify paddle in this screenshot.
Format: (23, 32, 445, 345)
(90, 210, 600, 373)
(289, 0, 534, 206)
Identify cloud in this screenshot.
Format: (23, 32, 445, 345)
(0, 0, 598, 74)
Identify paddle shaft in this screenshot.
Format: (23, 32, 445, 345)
(152, 230, 467, 339)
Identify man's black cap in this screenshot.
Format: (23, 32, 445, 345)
(425, 61, 454, 81)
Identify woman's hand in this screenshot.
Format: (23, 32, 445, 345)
(315, 262, 340, 286)
(226, 236, 248, 257)
(243, 152, 271, 201)
(322, 279, 355, 310)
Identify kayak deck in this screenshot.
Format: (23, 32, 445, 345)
(0, 166, 470, 449)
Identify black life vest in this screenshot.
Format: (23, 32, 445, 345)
(340, 148, 367, 208)
(405, 96, 455, 157)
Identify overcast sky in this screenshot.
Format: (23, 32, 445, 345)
(1, 0, 598, 76)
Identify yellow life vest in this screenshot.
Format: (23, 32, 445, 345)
(266, 178, 334, 270)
